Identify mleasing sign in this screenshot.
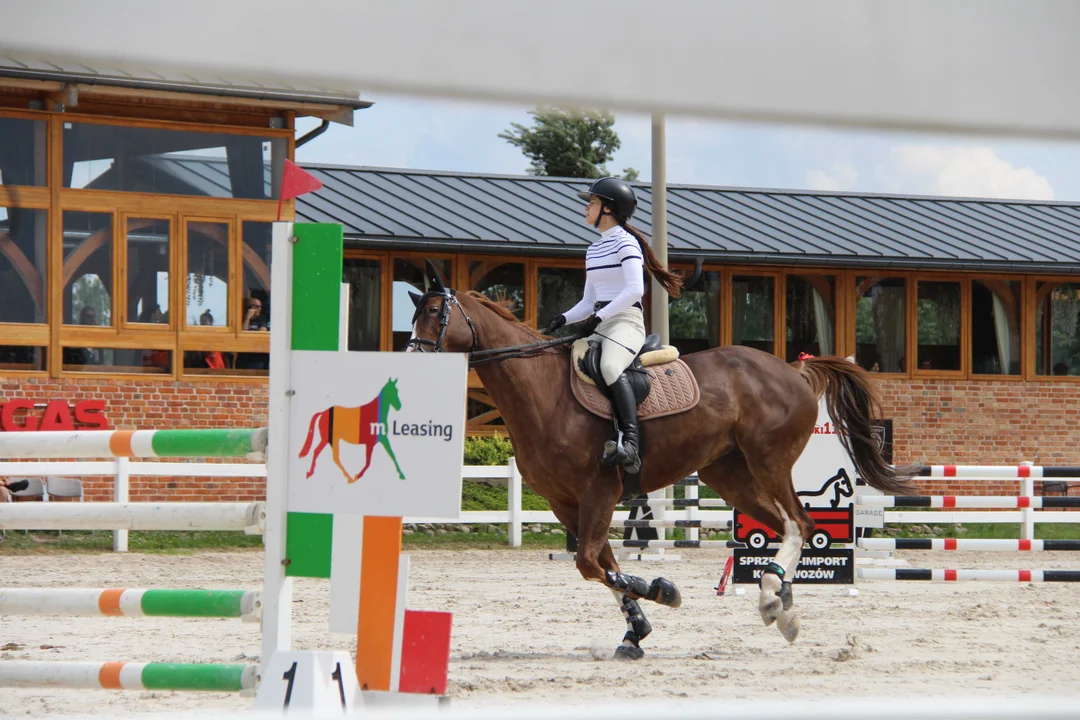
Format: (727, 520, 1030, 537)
(0, 399, 109, 431)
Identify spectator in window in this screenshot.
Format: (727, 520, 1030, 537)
(1053, 362, 1070, 376)
(142, 348, 168, 370)
(242, 297, 268, 332)
(63, 307, 103, 366)
(236, 295, 270, 371)
(868, 361, 880, 373)
(139, 304, 166, 324)
(79, 306, 99, 326)
(198, 311, 226, 370)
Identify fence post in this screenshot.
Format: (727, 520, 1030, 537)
(685, 474, 700, 543)
(507, 458, 522, 548)
(113, 457, 130, 552)
(1020, 461, 1035, 540)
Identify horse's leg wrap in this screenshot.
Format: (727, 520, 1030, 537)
(779, 581, 794, 611)
(609, 590, 650, 661)
(761, 561, 786, 582)
(619, 595, 652, 641)
(605, 571, 682, 609)
(605, 571, 649, 599)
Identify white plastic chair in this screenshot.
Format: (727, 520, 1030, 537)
(10, 477, 47, 501)
(46, 477, 84, 537)
(46, 476, 83, 502)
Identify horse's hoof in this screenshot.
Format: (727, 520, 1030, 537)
(777, 609, 800, 643)
(760, 595, 782, 626)
(649, 577, 682, 608)
(613, 645, 645, 661)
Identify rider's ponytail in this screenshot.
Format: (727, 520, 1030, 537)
(621, 222, 683, 299)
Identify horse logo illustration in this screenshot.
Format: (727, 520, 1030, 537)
(298, 378, 406, 483)
(796, 468, 854, 508)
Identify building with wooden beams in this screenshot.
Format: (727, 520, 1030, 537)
(284, 165, 1080, 480)
(2, 60, 1079, 499)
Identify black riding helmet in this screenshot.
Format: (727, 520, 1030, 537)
(577, 177, 637, 228)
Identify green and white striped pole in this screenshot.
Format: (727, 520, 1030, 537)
(0, 661, 257, 692)
(261, 221, 344, 664)
(0, 588, 261, 620)
(0, 428, 267, 460)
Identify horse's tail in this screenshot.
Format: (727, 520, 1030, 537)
(794, 357, 916, 495)
(298, 409, 324, 458)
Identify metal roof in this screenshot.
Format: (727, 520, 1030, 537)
(295, 164, 1080, 273)
(76, 154, 1080, 272)
(141, 155, 272, 198)
(0, 54, 371, 111)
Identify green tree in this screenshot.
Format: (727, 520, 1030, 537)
(500, 106, 638, 180)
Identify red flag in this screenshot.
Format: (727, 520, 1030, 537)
(277, 159, 323, 219)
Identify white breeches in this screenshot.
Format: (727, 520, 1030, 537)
(590, 308, 647, 386)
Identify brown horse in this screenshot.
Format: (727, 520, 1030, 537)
(407, 261, 913, 659)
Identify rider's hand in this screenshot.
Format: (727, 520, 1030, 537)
(542, 314, 566, 335)
(579, 314, 602, 338)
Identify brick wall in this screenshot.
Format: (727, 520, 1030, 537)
(2, 374, 1078, 502)
(876, 377, 1080, 496)
(0, 376, 268, 502)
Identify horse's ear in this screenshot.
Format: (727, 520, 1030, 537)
(424, 259, 446, 292)
(408, 291, 422, 307)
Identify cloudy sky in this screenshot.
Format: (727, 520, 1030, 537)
(295, 92, 1080, 202)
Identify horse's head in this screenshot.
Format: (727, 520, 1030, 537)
(406, 260, 478, 353)
(382, 377, 402, 410)
(837, 473, 853, 496)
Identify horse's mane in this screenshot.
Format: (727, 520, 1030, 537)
(465, 291, 545, 340)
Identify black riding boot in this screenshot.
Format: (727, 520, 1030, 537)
(601, 372, 641, 474)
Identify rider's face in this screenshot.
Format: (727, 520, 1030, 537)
(584, 196, 602, 226)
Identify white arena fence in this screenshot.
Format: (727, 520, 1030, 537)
(1, 459, 1078, 549)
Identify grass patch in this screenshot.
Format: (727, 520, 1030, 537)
(0, 528, 565, 554)
(0, 530, 265, 555)
(461, 480, 550, 511)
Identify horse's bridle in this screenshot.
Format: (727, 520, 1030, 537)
(405, 288, 575, 365)
(405, 288, 478, 354)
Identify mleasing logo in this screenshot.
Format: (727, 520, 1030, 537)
(298, 378, 453, 484)
(0, 399, 109, 432)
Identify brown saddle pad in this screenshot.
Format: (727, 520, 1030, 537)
(569, 343, 701, 421)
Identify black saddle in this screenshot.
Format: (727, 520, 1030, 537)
(578, 335, 659, 402)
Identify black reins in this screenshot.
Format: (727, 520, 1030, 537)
(405, 289, 576, 366)
(468, 336, 576, 367)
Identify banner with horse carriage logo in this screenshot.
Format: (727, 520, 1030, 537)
(729, 397, 890, 585)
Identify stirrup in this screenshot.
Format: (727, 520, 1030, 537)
(602, 431, 640, 474)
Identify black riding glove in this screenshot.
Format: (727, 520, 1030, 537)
(579, 314, 602, 338)
(542, 314, 566, 335)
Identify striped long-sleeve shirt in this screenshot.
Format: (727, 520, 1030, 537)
(562, 225, 645, 324)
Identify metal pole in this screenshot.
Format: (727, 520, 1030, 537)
(650, 113, 669, 345)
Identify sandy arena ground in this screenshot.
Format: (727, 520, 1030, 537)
(2, 547, 1080, 716)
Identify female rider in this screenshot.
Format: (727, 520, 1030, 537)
(542, 177, 683, 473)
